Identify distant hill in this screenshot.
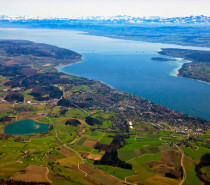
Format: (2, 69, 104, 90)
(1, 16, 210, 47)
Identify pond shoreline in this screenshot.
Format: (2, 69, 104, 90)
(3, 119, 51, 136)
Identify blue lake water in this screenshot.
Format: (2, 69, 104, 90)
(4, 119, 50, 135)
(0, 28, 209, 120)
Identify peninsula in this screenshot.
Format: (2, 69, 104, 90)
(151, 57, 177, 62)
(159, 48, 210, 83)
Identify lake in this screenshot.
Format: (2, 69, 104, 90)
(4, 119, 50, 135)
(0, 28, 209, 120)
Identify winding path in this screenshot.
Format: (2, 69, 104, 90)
(175, 144, 186, 185)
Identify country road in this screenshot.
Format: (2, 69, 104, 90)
(175, 144, 186, 185)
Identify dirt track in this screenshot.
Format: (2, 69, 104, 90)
(175, 144, 186, 185)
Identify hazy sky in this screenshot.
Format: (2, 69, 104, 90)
(1, 0, 210, 17)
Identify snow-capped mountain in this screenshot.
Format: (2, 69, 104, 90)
(0, 15, 210, 25)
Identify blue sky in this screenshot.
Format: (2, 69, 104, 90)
(1, 0, 210, 17)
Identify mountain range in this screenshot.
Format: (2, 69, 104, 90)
(0, 15, 210, 25)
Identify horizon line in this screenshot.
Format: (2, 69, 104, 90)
(1, 14, 209, 19)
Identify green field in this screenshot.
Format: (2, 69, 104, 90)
(183, 155, 202, 185)
(0, 104, 208, 185)
(76, 137, 88, 145)
(98, 133, 114, 145)
(65, 108, 89, 119)
(70, 85, 94, 93)
(181, 146, 210, 185)
(118, 137, 164, 161)
(94, 164, 136, 180)
(182, 147, 210, 162)
(126, 153, 161, 182)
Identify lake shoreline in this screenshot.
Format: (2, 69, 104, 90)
(170, 58, 192, 77)
(158, 48, 210, 83)
(0, 36, 209, 121)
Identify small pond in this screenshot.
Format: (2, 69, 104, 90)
(4, 119, 50, 136)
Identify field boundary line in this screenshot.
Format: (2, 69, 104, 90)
(88, 132, 105, 158)
(45, 116, 86, 163)
(126, 153, 158, 162)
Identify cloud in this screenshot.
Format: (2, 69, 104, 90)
(0, 0, 209, 17)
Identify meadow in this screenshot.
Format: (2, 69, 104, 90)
(0, 104, 209, 184)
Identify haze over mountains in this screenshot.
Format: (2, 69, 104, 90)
(1, 15, 210, 25)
